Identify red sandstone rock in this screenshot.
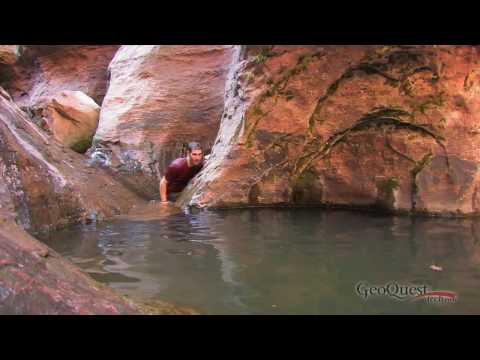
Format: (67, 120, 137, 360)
(180, 45, 480, 217)
(0, 45, 119, 116)
(46, 90, 100, 152)
(92, 45, 237, 198)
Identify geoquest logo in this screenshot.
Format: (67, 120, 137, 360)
(355, 281, 458, 305)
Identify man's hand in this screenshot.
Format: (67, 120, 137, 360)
(159, 176, 169, 203)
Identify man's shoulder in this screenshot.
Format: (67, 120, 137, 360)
(169, 157, 188, 169)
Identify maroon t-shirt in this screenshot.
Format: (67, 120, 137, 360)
(164, 157, 203, 193)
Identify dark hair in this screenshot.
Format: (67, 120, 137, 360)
(187, 142, 202, 153)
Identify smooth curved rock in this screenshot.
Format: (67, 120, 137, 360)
(92, 45, 238, 198)
(180, 45, 480, 217)
(46, 90, 100, 152)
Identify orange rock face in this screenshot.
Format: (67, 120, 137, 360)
(92, 45, 238, 198)
(181, 45, 480, 217)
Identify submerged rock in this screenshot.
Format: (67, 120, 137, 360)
(126, 297, 200, 315)
(0, 221, 141, 315)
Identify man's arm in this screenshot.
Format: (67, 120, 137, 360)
(160, 176, 168, 202)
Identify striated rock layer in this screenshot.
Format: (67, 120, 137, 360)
(180, 45, 480, 217)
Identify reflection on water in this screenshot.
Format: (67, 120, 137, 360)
(40, 208, 480, 314)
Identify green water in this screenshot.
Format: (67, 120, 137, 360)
(40, 208, 480, 314)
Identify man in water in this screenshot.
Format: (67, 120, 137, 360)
(159, 142, 204, 204)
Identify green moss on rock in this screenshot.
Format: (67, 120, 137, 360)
(70, 138, 92, 153)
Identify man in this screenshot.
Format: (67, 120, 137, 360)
(159, 142, 204, 204)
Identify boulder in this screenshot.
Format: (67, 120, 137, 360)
(46, 90, 100, 152)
